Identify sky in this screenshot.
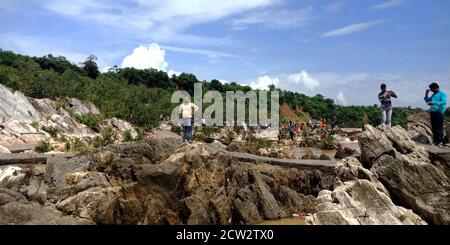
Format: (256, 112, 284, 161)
(0, 0, 449, 108)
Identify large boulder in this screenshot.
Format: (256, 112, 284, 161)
(306, 180, 426, 225)
(360, 125, 450, 225)
(101, 117, 138, 139)
(64, 98, 100, 116)
(56, 186, 121, 224)
(0, 83, 41, 123)
(358, 125, 395, 169)
(306, 157, 426, 225)
(0, 202, 90, 225)
(30, 98, 57, 117)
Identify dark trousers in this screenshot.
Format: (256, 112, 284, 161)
(430, 111, 444, 144)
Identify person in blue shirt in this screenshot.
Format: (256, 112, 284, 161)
(424, 82, 447, 146)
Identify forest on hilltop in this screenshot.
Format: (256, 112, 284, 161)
(0, 50, 432, 129)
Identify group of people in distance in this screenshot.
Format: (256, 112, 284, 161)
(177, 82, 447, 148)
(379, 82, 447, 147)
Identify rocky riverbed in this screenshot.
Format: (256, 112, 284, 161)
(0, 123, 449, 225)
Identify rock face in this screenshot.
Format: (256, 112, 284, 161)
(407, 111, 449, 144)
(0, 83, 139, 151)
(0, 138, 333, 225)
(0, 83, 41, 124)
(306, 157, 425, 225)
(65, 98, 100, 116)
(0, 202, 89, 225)
(334, 146, 358, 159)
(308, 124, 450, 225)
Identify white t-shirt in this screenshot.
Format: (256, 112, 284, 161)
(179, 102, 199, 119)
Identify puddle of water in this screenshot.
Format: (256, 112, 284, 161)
(257, 217, 305, 225)
(292, 142, 360, 160)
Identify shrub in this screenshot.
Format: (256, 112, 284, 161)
(31, 121, 39, 129)
(41, 125, 58, 138)
(245, 136, 272, 154)
(101, 127, 116, 145)
(74, 113, 103, 130)
(91, 136, 105, 148)
(123, 130, 134, 142)
(320, 134, 335, 150)
(35, 140, 52, 153)
(65, 138, 89, 153)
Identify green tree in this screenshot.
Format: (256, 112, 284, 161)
(82, 55, 100, 79)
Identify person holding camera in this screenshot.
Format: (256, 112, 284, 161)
(378, 83, 398, 127)
(425, 82, 447, 147)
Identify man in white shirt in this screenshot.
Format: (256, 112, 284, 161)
(179, 96, 199, 143)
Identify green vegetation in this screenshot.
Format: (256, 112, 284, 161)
(0, 50, 423, 129)
(245, 136, 272, 154)
(65, 138, 88, 153)
(41, 125, 58, 138)
(35, 140, 52, 153)
(74, 113, 103, 130)
(30, 121, 39, 129)
(123, 130, 134, 142)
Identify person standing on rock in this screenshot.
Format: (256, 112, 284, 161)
(425, 82, 447, 147)
(378, 83, 398, 127)
(179, 96, 199, 144)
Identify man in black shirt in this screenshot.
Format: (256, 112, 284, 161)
(378, 83, 398, 127)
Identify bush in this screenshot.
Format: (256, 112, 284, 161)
(65, 138, 88, 153)
(245, 136, 272, 154)
(101, 127, 116, 145)
(320, 134, 335, 150)
(91, 136, 105, 148)
(74, 113, 103, 130)
(41, 125, 58, 138)
(123, 130, 134, 142)
(35, 140, 52, 153)
(31, 122, 39, 129)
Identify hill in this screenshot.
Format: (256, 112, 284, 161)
(0, 50, 434, 129)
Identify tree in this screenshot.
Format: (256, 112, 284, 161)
(82, 55, 100, 79)
(209, 79, 224, 92)
(268, 84, 276, 91)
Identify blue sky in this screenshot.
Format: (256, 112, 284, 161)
(0, 0, 449, 107)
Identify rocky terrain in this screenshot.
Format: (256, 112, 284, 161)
(1, 82, 449, 225)
(1, 123, 449, 225)
(0, 138, 333, 224)
(0, 83, 137, 152)
(307, 125, 450, 225)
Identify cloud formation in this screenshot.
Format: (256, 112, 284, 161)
(121, 43, 169, 71)
(287, 70, 320, 90)
(250, 75, 279, 90)
(322, 20, 382, 37)
(231, 7, 314, 30)
(371, 0, 405, 10)
(160, 45, 240, 59)
(42, 0, 278, 38)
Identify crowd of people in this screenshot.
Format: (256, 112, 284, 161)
(175, 82, 447, 147)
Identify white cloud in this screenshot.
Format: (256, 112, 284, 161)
(322, 20, 383, 37)
(287, 70, 320, 90)
(168, 70, 182, 77)
(42, 0, 278, 39)
(160, 45, 240, 59)
(219, 80, 230, 84)
(323, 1, 346, 13)
(231, 7, 314, 30)
(336, 92, 348, 105)
(250, 75, 279, 90)
(371, 0, 405, 10)
(121, 43, 169, 70)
